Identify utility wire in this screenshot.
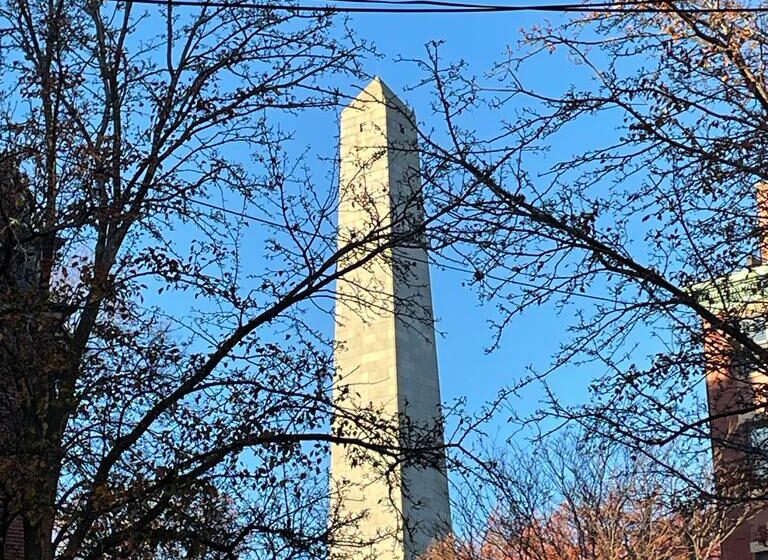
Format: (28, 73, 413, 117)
(109, 0, 768, 14)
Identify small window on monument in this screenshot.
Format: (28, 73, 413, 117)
(399, 123, 405, 134)
(359, 122, 366, 132)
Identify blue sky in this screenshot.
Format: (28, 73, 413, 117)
(121, 3, 719, 520)
(286, 9, 602, 433)
(302, 9, 712, 452)
(140, 4, 690, 447)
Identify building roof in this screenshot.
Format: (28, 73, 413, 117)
(690, 265, 768, 315)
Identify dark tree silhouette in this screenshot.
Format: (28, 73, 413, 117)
(415, 0, 768, 521)
(0, 2, 477, 558)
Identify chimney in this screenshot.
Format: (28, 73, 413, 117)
(757, 181, 768, 263)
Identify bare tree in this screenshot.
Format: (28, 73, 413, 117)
(412, 0, 768, 514)
(441, 433, 743, 560)
(0, 1, 477, 559)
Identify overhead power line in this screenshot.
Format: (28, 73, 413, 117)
(110, 0, 768, 14)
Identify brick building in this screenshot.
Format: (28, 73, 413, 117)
(4, 518, 24, 559)
(701, 186, 768, 560)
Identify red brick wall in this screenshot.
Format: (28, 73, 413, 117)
(705, 323, 768, 560)
(4, 517, 24, 560)
(719, 509, 768, 560)
(705, 326, 751, 484)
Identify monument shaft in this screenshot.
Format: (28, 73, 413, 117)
(330, 78, 451, 560)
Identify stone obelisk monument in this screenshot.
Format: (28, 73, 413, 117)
(330, 78, 451, 560)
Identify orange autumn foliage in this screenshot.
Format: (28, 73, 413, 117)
(423, 492, 723, 560)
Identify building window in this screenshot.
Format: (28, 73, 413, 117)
(749, 422, 768, 479)
(755, 552, 768, 560)
(754, 328, 768, 346)
(732, 343, 755, 379)
(399, 123, 405, 134)
(359, 122, 366, 132)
